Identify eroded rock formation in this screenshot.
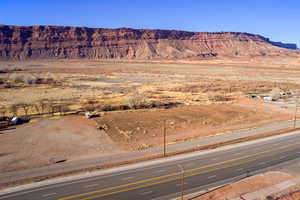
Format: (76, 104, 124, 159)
(0, 25, 298, 60)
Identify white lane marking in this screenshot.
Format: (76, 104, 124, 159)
(255, 147, 264, 150)
(122, 176, 134, 181)
(42, 192, 57, 197)
(259, 162, 266, 165)
(233, 152, 241, 156)
(2, 132, 299, 199)
(280, 156, 285, 159)
(140, 191, 153, 195)
(211, 157, 218, 161)
(237, 168, 244, 171)
(176, 182, 188, 186)
(84, 184, 98, 188)
(156, 169, 166, 173)
(208, 175, 216, 179)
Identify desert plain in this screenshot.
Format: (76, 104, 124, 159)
(0, 57, 300, 172)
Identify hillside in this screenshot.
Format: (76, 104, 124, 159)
(0, 25, 299, 60)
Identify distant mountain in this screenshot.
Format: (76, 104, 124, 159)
(270, 41, 298, 50)
(0, 25, 299, 60)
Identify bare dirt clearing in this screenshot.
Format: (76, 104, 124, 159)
(0, 115, 122, 172)
(95, 98, 293, 150)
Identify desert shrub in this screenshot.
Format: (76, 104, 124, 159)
(18, 103, 30, 116)
(0, 78, 4, 84)
(8, 104, 18, 116)
(49, 104, 66, 116)
(35, 100, 49, 114)
(9, 73, 37, 84)
(56, 104, 70, 115)
(112, 104, 130, 111)
(0, 67, 23, 74)
(144, 100, 169, 108)
(42, 77, 55, 84)
(23, 74, 37, 84)
(82, 104, 96, 112)
(126, 92, 149, 109)
(101, 104, 113, 111)
(170, 85, 200, 93)
(81, 99, 98, 112)
(33, 103, 42, 115)
(9, 73, 23, 83)
(0, 106, 6, 117)
(35, 74, 55, 84)
(208, 92, 228, 102)
(119, 104, 130, 110)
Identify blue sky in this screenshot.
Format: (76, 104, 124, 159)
(1, 0, 299, 46)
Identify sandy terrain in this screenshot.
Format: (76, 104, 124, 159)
(0, 115, 122, 172)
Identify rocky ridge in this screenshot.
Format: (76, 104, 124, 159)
(0, 25, 299, 60)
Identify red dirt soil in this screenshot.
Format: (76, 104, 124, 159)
(0, 115, 122, 172)
(191, 172, 292, 200)
(271, 184, 300, 200)
(95, 98, 293, 150)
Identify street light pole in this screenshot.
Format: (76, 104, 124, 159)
(294, 94, 299, 128)
(177, 164, 185, 200)
(163, 119, 166, 157)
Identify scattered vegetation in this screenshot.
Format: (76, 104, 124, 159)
(126, 92, 149, 109)
(208, 92, 229, 102)
(270, 88, 282, 100)
(9, 73, 38, 84)
(0, 101, 73, 118)
(1, 60, 300, 118)
(0, 67, 23, 74)
(6, 72, 58, 86)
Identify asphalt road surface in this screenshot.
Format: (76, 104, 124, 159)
(1, 131, 300, 200)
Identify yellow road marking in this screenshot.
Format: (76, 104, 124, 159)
(59, 150, 269, 200)
(79, 159, 257, 200)
(59, 141, 300, 200)
(81, 144, 298, 200)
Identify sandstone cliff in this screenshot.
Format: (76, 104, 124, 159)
(270, 41, 298, 50)
(0, 25, 298, 60)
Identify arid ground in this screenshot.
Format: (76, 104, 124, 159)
(0, 57, 300, 171)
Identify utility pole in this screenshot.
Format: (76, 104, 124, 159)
(294, 94, 299, 128)
(177, 164, 185, 200)
(163, 119, 166, 157)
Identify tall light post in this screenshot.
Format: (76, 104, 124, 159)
(177, 164, 185, 200)
(163, 119, 167, 157)
(294, 94, 299, 128)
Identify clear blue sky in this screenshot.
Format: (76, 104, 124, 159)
(1, 0, 299, 46)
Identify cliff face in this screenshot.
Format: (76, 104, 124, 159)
(0, 25, 298, 60)
(270, 41, 298, 50)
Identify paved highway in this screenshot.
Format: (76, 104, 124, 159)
(1, 131, 300, 200)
